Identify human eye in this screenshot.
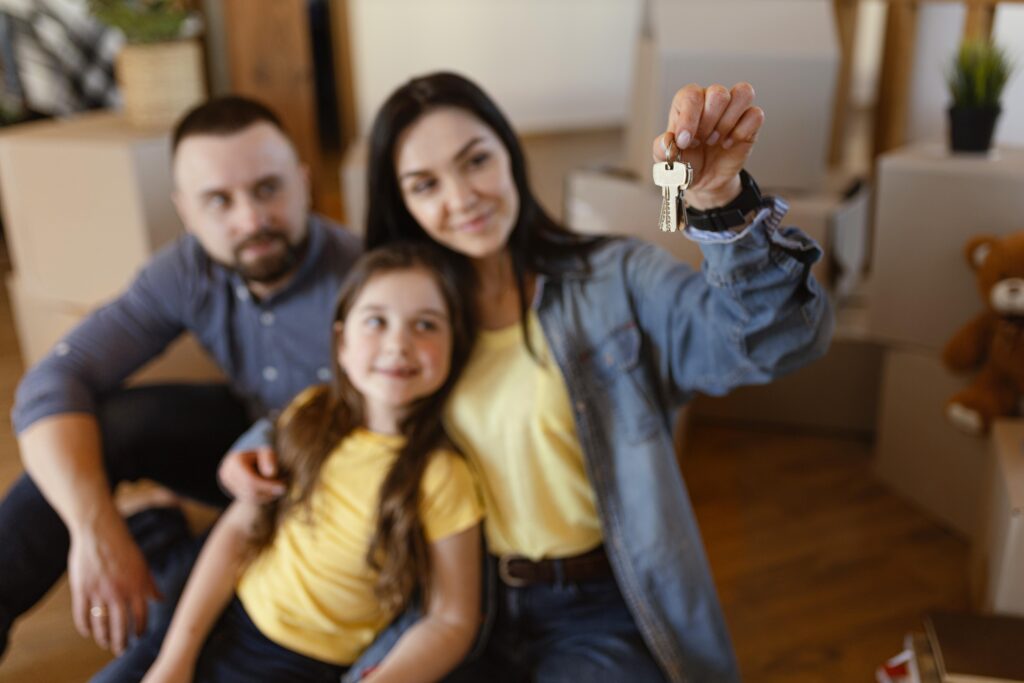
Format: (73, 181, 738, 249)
(205, 192, 230, 210)
(414, 318, 441, 333)
(364, 315, 386, 330)
(254, 178, 281, 200)
(466, 151, 491, 169)
(407, 177, 437, 195)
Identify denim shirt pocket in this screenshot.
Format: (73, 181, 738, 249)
(580, 322, 661, 443)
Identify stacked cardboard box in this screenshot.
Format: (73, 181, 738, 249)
(868, 143, 1024, 538)
(972, 420, 1024, 617)
(0, 112, 223, 384)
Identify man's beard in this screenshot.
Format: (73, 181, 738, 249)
(232, 229, 307, 284)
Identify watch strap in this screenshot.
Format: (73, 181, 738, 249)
(685, 169, 766, 232)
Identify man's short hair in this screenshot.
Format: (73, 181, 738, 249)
(171, 95, 288, 157)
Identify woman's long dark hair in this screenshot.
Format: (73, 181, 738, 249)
(365, 71, 604, 352)
(249, 242, 475, 613)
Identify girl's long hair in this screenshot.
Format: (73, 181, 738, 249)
(248, 242, 475, 613)
(364, 71, 605, 355)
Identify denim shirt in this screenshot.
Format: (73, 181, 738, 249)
(343, 197, 834, 683)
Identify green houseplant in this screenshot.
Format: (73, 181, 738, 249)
(88, 0, 194, 44)
(946, 40, 1014, 153)
(88, 0, 205, 128)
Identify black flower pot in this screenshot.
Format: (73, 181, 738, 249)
(948, 105, 1001, 153)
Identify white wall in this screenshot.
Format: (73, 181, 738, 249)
(906, 3, 1024, 147)
(347, 0, 641, 134)
(993, 4, 1024, 146)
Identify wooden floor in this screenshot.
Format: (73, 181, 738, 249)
(0, 273, 969, 682)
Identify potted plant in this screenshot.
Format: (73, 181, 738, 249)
(946, 39, 1014, 153)
(88, 0, 205, 128)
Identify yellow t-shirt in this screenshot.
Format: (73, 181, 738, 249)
(236, 427, 482, 665)
(443, 311, 603, 560)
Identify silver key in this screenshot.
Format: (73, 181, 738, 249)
(652, 161, 693, 232)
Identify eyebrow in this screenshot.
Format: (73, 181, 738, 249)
(197, 174, 282, 201)
(398, 137, 484, 180)
(356, 303, 449, 318)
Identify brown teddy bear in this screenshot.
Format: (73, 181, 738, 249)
(942, 232, 1024, 435)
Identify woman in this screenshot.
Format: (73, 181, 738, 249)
(347, 72, 833, 682)
(224, 72, 831, 682)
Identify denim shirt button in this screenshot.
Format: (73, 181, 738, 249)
(575, 401, 586, 412)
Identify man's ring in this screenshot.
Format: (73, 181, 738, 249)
(90, 605, 107, 619)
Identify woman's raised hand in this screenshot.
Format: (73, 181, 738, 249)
(651, 83, 764, 211)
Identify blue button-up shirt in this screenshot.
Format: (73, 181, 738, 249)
(12, 215, 362, 434)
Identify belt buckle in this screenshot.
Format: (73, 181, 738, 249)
(497, 554, 530, 588)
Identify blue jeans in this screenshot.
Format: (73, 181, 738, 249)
(444, 573, 668, 683)
(0, 384, 250, 657)
(94, 593, 348, 683)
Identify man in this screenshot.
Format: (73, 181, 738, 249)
(0, 96, 361, 658)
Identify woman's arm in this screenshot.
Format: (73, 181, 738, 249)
(365, 524, 482, 683)
(141, 501, 260, 683)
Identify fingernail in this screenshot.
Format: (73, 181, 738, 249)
(676, 131, 692, 148)
(722, 138, 734, 150)
(661, 133, 672, 158)
(707, 131, 720, 146)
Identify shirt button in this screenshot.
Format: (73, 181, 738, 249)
(235, 285, 250, 301)
(575, 401, 586, 412)
(262, 366, 279, 382)
(55, 341, 70, 356)
(260, 311, 275, 326)
(317, 367, 331, 381)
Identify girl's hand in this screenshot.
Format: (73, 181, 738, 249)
(141, 656, 193, 683)
(650, 82, 764, 210)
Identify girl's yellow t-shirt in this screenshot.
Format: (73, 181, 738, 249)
(236, 426, 482, 665)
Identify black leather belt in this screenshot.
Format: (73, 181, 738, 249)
(496, 545, 612, 587)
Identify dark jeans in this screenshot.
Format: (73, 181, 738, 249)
(94, 593, 349, 683)
(0, 383, 250, 657)
(443, 572, 668, 683)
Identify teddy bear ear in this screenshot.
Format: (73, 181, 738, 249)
(964, 236, 997, 270)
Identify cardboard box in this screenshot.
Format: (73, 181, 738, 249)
(563, 167, 867, 291)
(874, 347, 989, 539)
(867, 143, 1024, 353)
(6, 273, 224, 385)
(0, 112, 183, 307)
(623, 0, 838, 193)
(972, 419, 1024, 617)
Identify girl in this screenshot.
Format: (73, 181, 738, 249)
(140, 243, 483, 683)
(356, 73, 833, 683)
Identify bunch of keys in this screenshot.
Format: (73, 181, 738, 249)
(653, 156, 693, 233)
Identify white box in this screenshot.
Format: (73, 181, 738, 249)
(0, 112, 182, 307)
(972, 419, 1024, 617)
(6, 274, 224, 385)
(874, 347, 990, 538)
(623, 0, 839, 193)
(867, 143, 1024, 352)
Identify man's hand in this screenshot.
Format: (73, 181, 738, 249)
(217, 447, 286, 503)
(69, 513, 160, 654)
(651, 82, 765, 210)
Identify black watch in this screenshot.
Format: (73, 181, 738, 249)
(685, 169, 767, 232)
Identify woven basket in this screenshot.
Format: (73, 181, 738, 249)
(116, 39, 205, 128)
